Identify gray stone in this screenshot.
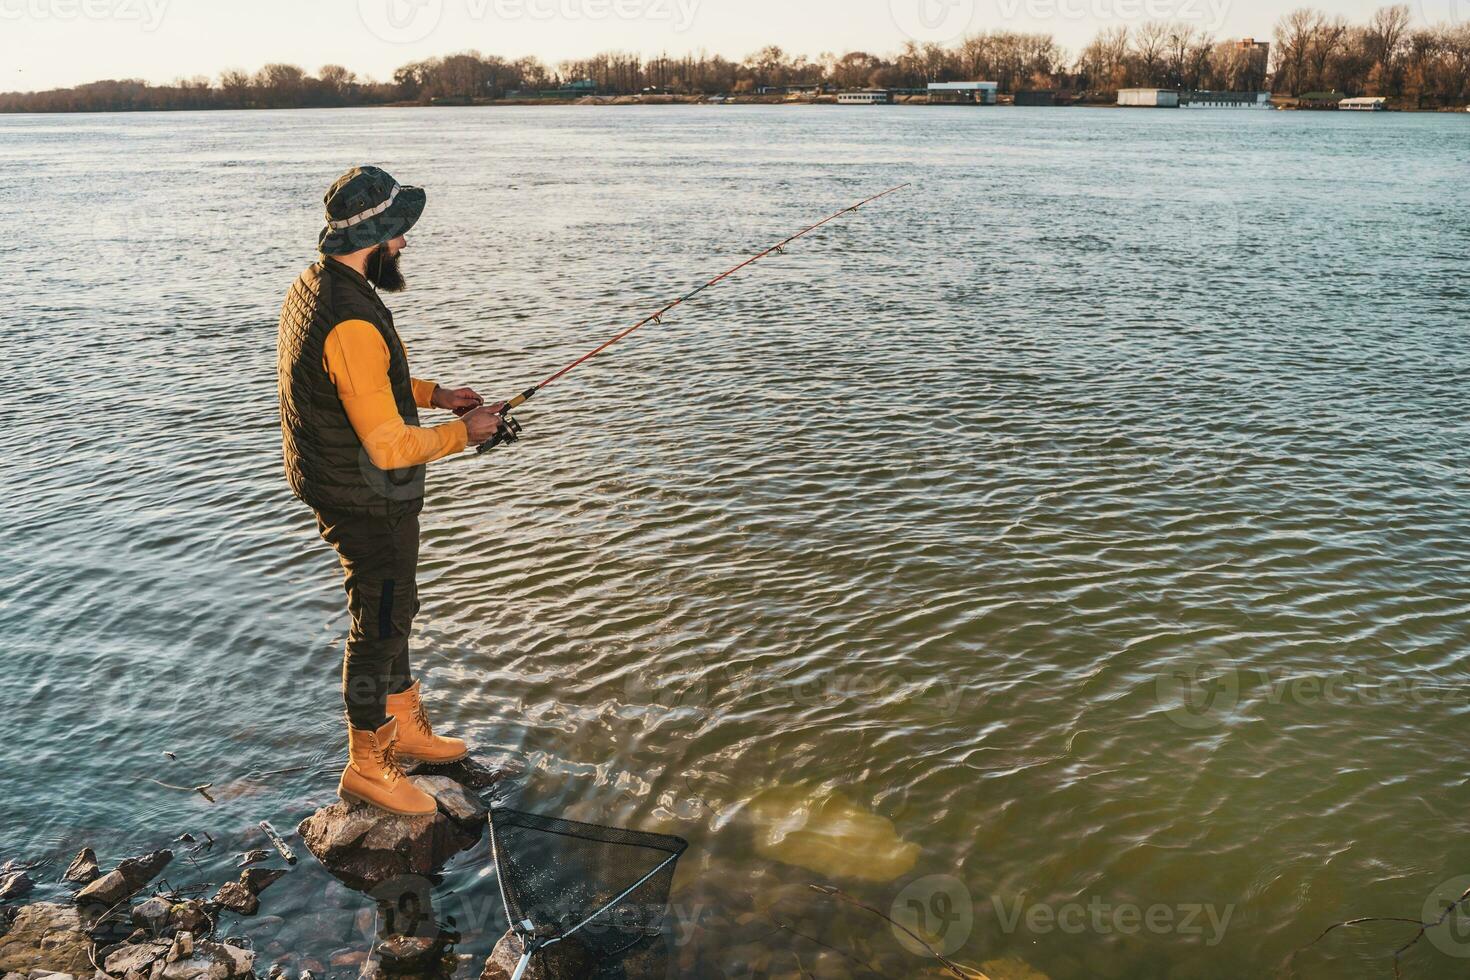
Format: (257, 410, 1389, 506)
(409, 777, 489, 829)
(60, 849, 99, 886)
(0, 874, 32, 903)
(131, 896, 173, 933)
(152, 940, 254, 980)
(74, 850, 172, 908)
(296, 797, 480, 893)
(235, 851, 269, 869)
(102, 941, 170, 974)
(0, 904, 93, 973)
(211, 882, 258, 917)
(479, 931, 594, 980)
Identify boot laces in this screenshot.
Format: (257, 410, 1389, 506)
(375, 733, 409, 781)
(411, 698, 435, 739)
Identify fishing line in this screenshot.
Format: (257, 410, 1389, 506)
(463, 183, 911, 455)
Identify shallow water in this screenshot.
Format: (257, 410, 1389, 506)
(2, 104, 1469, 978)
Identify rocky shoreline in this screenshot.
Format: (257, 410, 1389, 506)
(0, 756, 580, 980)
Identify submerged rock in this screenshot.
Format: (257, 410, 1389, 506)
(358, 932, 457, 977)
(74, 849, 173, 907)
(297, 781, 484, 893)
(745, 786, 920, 882)
(0, 903, 94, 973)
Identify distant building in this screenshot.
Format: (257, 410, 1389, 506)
(838, 89, 893, 105)
(1183, 91, 1272, 109)
(928, 81, 999, 105)
(1238, 37, 1270, 58)
(1340, 96, 1388, 111)
(1118, 88, 1179, 108)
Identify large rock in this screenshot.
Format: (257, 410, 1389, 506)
(297, 783, 484, 893)
(479, 932, 596, 980)
(156, 939, 254, 980)
(104, 935, 254, 980)
(406, 756, 515, 792)
(74, 849, 173, 908)
(62, 848, 99, 885)
(0, 903, 94, 973)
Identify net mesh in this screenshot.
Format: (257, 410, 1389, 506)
(489, 806, 688, 967)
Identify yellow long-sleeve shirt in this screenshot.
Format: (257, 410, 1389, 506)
(322, 319, 468, 470)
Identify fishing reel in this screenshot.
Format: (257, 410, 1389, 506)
(476, 410, 523, 455)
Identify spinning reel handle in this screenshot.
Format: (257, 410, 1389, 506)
(475, 411, 522, 455)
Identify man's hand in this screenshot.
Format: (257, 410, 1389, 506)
(460, 403, 510, 446)
(432, 386, 483, 415)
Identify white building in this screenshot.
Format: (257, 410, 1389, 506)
(1183, 91, 1272, 109)
(1118, 88, 1179, 108)
(1340, 96, 1387, 111)
(928, 81, 999, 105)
(838, 90, 893, 105)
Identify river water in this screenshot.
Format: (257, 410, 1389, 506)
(2, 104, 1468, 978)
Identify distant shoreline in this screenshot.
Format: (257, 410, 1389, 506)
(5, 96, 1467, 115)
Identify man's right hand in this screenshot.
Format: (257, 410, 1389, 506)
(460, 403, 508, 446)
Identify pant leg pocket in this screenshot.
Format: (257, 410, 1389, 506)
(377, 578, 419, 640)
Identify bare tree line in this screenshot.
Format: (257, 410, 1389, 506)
(3, 7, 1468, 114)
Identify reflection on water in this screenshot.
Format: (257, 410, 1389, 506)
(2, 105, 1469, 977)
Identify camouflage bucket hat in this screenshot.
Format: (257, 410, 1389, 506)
(318, 165, 426, 256)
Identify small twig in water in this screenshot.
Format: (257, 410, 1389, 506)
(1285, 886, 1470, 979)
(255, 765, 309, 778)
(769, 915, 894, 978)
(808, 884, 989, 980)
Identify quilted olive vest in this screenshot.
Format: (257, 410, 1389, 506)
(277, 259, 424, 518)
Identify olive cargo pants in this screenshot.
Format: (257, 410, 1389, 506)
(315, 509, 420, 730)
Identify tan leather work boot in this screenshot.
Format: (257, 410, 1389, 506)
(386, 680, 469, 765)
(338, 717, 437, 816)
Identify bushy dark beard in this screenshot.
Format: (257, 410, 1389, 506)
(367, 245, 406, 292)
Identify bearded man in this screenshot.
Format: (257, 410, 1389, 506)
(277, 166, 505, 814)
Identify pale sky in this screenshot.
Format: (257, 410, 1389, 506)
(2, 0, 1450, 93)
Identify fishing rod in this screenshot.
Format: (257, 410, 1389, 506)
(468, 182, 911, 455)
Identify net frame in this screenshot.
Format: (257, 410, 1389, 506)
(488, 806, 688, 980)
